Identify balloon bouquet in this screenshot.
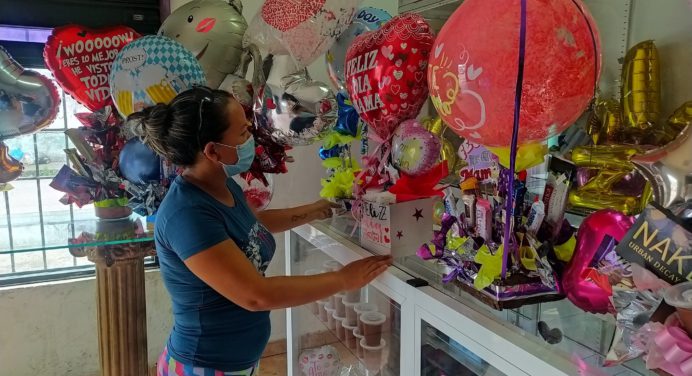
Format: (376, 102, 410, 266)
(417, 0, 602, 308)
(42, 25, 203, 217)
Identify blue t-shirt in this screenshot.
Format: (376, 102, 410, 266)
(155, 175, 276, 372)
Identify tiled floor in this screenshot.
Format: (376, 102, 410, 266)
(258, 352, 288, 376)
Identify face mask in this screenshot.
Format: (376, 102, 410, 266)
(217, 136, 255, 177)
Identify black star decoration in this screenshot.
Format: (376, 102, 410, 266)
(413, 208, 424, 221)
(396, 231, 404, 239)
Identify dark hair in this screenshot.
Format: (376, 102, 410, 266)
(128, 86, 232, 166)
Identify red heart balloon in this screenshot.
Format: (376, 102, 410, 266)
(562, 209, 635, 314)
(44, 25, 140, 111)
(345, 14, 434, 140)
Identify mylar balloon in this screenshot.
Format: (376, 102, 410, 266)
(109, 35, 206, 117)
(391, 119, 441, 176)
(118, 137, 162, 184)
(427, 0, 601, 147)
(43, 24, 140, 111)
(265, 70, 337, 146)
(0, 47, 61, 140)
(326, 7, 392, 91)
(562, 209, 635, 314)
(159, 0, 247, 89)
(0, 142, 23, 184)
(345, 14, 435, 140)
(245, 0, 361, 68)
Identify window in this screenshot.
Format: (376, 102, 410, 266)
(1, 30, 156, 285)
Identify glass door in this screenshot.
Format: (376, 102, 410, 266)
(288, 232, 401, 376)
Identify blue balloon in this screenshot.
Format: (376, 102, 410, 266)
(335, 92, 360, 137)
(119, 138, 161, 184)
(326, 7, 392, 91)
(319, 145, 344, 160)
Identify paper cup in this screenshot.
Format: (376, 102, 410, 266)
(360, 311, 386, 346)
(344, 301, 360, 326)
(344, 288, 362, 303)
(334, 313, 346, 341)
(335, 293, 346, 317)
(354, 303, 378, 333)
(353, 328, 365, 359)
(322, 260, 342, 272)
(325, 307, 337, 330)
(360, 338, 386, 372)
(664, 281, 692, 336)
(343, 323, 358, 350)
(317, 301, 328, 322)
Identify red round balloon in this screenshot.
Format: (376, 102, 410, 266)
(345, 14, 435, 140)
(44, 25, 140, 112)
(427, 0, 601, 147)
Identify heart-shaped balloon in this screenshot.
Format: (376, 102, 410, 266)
(246, 0, 360, 68)
(0, 47, 61, 141)
(298, 345, 341, 376)
(391, 119, 441, 176)
(345, 14, 435, 140)
(43, 25, 140, 111)
(562, 209, 635, 314)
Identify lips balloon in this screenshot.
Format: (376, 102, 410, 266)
(345, 13, 435, 140)
(0, 46, 61, 141)
(44, 25, 140, 111)
(562, 209, 635, 314)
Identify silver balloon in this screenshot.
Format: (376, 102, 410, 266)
(262, 57, 337, 146)
(159, 0, 247, 89)
(0, 46, 60, 140)
(634, 161, 689, 208)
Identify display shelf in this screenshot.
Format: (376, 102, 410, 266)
(304, 216, 653, 375)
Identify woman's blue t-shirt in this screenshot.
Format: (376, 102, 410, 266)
(154, 175, 276, 372)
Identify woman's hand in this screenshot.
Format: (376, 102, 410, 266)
(310, 199, 342, 220)
(337, 255, 393, 291)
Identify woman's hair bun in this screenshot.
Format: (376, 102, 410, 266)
(127, 103, 171, 157)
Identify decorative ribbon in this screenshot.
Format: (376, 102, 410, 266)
(387, 161, 448, 202)
(642, 325, 692, 375)
(475, 244, 504, 290)
(501, 0, 527, 279)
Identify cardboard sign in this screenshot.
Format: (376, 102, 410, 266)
(616, 204, 692, 285)
(360, 198, 433, 256)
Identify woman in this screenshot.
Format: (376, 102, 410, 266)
(130, 87, 391, 376)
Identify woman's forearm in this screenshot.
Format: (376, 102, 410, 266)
(256, 204, 318, 233)
(256, 272, 345, 310)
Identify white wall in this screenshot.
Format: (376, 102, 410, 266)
(0, 271, 171, 376)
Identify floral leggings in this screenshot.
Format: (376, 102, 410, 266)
(157, 347, 260, 376)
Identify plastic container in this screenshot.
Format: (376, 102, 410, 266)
(353, 328, 365, 359)
(344, 288, 361, 303)
(354, 303, 379, 334)
(322, 260, 342, 273)
(334, 313, 346, 341)
(344, 301, 360, 326)
(360, 311, 387, 346)
(334, 292, 346, 317)
(361, 338, 386, 372)
(664, 282, 692, 335)
(317, 300, 328, 322)
(325, 306, 337, 330)
(343, 323, 358, 350)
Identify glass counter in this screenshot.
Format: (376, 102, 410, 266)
(309, 215, 652, 375)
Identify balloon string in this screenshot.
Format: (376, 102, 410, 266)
(502, 0, 528, 279)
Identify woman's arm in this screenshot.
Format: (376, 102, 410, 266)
(256, 200, 339, 233)
(184, 239, 392, 311)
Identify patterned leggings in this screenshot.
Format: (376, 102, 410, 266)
(157, 347, 260, 376)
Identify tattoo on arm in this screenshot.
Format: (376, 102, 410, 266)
(291, 213, 309, 222)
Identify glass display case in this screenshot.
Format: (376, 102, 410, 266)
(288, 216, 657, 375)
(286, 232, 404, 376)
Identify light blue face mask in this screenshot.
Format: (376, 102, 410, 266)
(216, 136, 255, 177)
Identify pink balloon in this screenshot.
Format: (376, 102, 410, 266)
(391, 119, 441, 176)
(562, 209, 635, 314)
(427, 0, 601, 147)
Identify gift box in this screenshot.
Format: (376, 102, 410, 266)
(616, 203, 692, 285)
(360, 198, 433, 256)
